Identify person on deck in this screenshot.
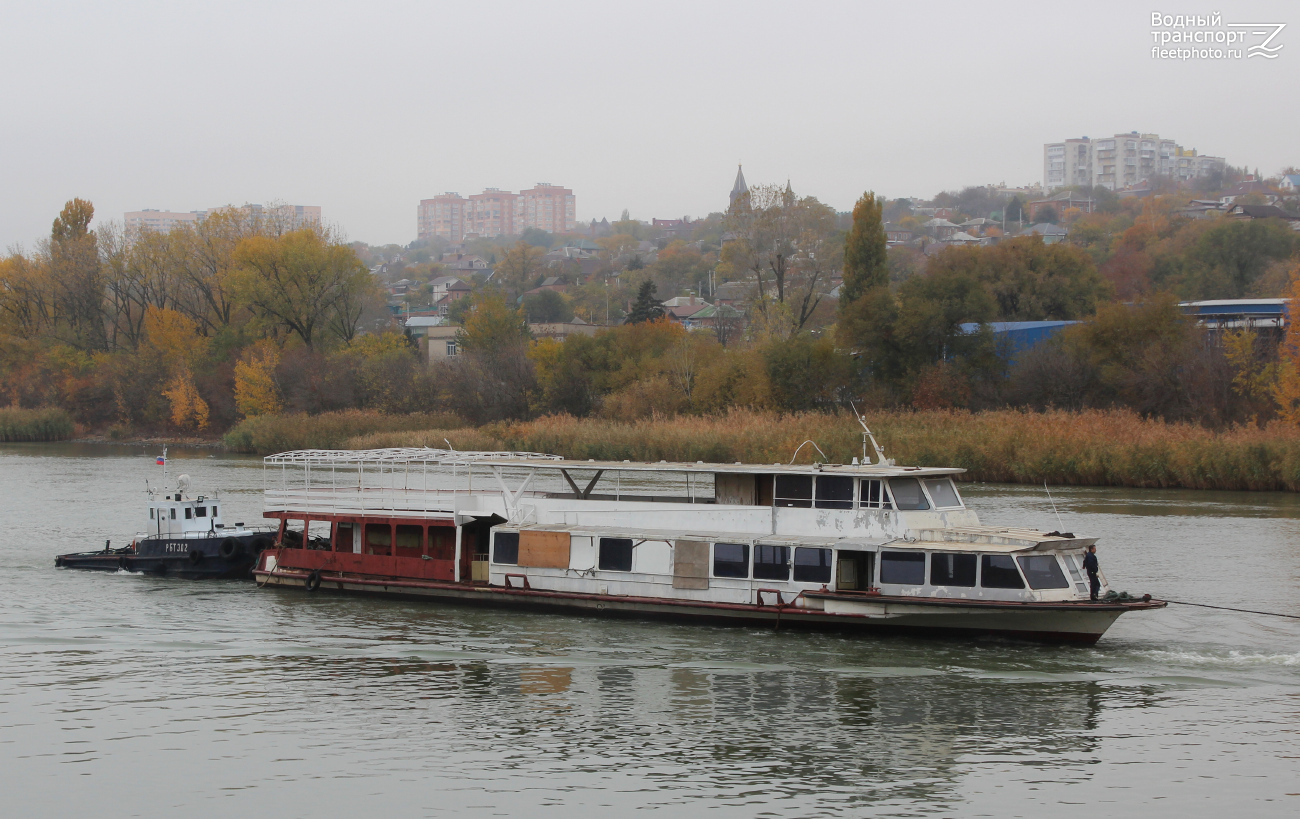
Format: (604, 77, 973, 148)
(1082, 545, 1100, 601)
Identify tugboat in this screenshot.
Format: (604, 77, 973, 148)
(57, 463, 271, 579)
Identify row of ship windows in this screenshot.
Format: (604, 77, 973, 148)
(490, 535, 1071, 590)
(773, 476, 961, 511)
(149, 506, 217, 520)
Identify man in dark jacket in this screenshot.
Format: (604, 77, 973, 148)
(1082, 545, 1100, 601)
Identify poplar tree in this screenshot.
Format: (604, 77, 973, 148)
(839, 191, 887, 307)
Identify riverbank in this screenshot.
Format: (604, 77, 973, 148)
(219, 408, 1300, 492)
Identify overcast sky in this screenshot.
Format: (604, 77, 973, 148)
(1, 0, 1295, 249)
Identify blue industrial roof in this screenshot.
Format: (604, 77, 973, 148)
(1179, 299, 1287, 317)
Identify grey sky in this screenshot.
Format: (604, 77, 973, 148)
(1, 0, 1295, 249)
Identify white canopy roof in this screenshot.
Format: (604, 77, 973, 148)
(263, 448, 964, 478)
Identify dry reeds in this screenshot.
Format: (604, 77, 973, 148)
(222, 410, 464, 454)
(0, 407, 75, 442)
(343, 408, 1300, 492)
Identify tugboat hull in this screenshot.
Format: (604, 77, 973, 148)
(57, 533, 269, 580)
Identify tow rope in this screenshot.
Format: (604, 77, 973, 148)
(1162, 599, 1300, 620)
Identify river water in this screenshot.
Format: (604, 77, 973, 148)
(2, 443, 1298, 817)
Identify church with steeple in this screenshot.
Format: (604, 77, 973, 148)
(728, 165, 749, 212)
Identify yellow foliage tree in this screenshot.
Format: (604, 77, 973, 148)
(1272, 262, 1300, 423)
(234, 344, 283, 417)
(494, 241, 546, 298)
(144, 307, 212, 430)
(161, 369, 210, 430)
(1222, 329, 1275, 403)
(144, 306, 204, 369)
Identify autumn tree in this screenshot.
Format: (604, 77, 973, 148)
(445, 292, 534, 422)
(49, 198, 107, 351)
(234, 343, 283, 417)
(722, 183, 841, 335)
(840, 191, 888, 306)
(1273, 263, 1300, 423)
(925, 235, 1108, 320)
(522, 289, 573, 323)
(650, 241, 714, 297)
(232, 228, 376, 348)
(173, 207, 253, 333)
(495, 241, 546, 298)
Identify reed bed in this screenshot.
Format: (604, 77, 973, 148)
(0, 407, 75, 442)
(344, 408, 1300, 492)
(222, 410, 464, 454)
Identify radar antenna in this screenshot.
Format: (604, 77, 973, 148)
(177, 474, 191, 495)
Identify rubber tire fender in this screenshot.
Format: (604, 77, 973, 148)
(304, 570, 322, 593)
(189, 549, 204, 565)
(219, 537, 242, 560)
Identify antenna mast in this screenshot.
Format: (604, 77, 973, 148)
(850, 403, 891, 466)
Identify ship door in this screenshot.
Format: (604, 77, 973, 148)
(836, 550, 874, 591)
(459, 515, 504, 582)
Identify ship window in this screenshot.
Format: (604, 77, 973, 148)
(212, 506, 218, 517)
(1063, 554, 1088, 593)
(887, 478, 930, 510)
(880, 551, 926, 585)
(170, 508, 176, 519)
(923, 479, 961, 508)
(859, 479, 892, 509)
(1017, 555, 1070, 590)
(196, 506, 207, 517)
(930, 552, 976, 587)
(814, 476, 853, 509)
(774, 475, 812, 508)
(793, 547, 833, 583)
(395, 525, 423, 558)
(493, 532, 519, 564)
(149, 508, 154, 520)
(598, 538, 634, 572)
(753, 544, 790, 580)
(364, 523, 392, 556)
(981, 554, 1025, 589)
(185, 507, 192, 519)
(713, 543, 749, 578)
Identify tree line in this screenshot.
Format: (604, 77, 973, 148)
(0, 200, 384, 431)
(3, 193, 1300, 436)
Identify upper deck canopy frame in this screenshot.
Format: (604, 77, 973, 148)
(262, 448, 965, 478)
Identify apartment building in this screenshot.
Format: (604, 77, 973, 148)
(418, 194, 468, 242)
(125, 203, 321, 232)
(1043, 139, 1094, 190)
(245, 203, 322, 229)
(1043, 132, 1224, 191)
(124, 209, 203, 232)
(518, 183, 576, 235)
(418, 183, 576, 241)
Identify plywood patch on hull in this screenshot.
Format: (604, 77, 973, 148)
(519, 530, 570, 569)
(673, 540, 710, 590)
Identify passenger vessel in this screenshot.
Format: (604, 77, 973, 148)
(252, 432, 1164, 643)
(57, 473, 269, 579)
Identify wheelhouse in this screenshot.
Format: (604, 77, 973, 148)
(145, 492, 227, 538)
